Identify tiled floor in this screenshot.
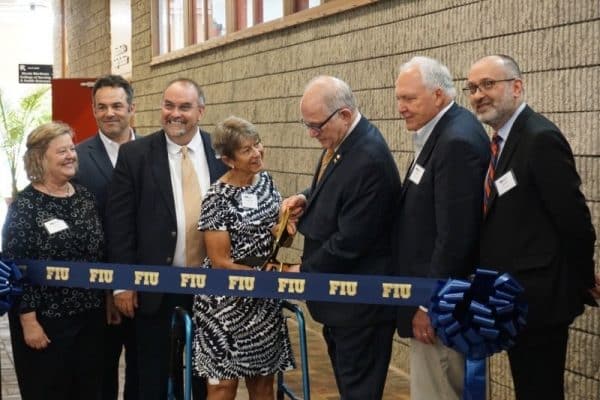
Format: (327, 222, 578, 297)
(0, 310, 410, 400)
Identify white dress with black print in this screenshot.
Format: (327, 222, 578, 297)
(192, 171, 295, 379)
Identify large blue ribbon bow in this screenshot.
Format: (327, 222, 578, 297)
(429, 268, 528, 400)
(0, 260, 23, 315)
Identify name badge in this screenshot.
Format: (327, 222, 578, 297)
(409, 164, 425, 185)
(494, 170, 518, 196)
(241, 193, 258, 209)
(44, 218, 69, 234)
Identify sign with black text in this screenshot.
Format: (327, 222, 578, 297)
(18, 64, 53, 84)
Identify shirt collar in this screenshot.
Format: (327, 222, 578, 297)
(334, 112, 361, 152)
(413, 101, 454, 155)
(496, 102, 527, 142)
(165, 127, 202, 155)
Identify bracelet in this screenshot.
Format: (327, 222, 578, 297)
(418, 305, 429, 313)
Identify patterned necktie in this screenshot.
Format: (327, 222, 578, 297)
(317, 149, 335, 182)
(181, 146, 205, 266)
(483, 133, 503, 216)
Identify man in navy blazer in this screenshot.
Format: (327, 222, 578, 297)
(393, 57, 490, 400)
(283, 76, 401, 399)
(467, 55, 597, 400)
(106, 78, 227, 400)
(74, 74, 138, 400)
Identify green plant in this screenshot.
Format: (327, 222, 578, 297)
(0, 87, 51, 198)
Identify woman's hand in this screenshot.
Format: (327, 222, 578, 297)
(20, 312, 51, 350)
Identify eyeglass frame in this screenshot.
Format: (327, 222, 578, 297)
(462, 78, 517, 95)
(300, 107, 343, 133)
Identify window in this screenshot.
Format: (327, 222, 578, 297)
(152, 0, 378, 61)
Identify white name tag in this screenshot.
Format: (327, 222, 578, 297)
(409, 164, 425, 185)
(44, 218, 69, 235)
(241, 193, 258, 209)
(494, 170, 518, 196)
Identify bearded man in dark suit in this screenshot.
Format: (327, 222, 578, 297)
(467, 54, 596, 400)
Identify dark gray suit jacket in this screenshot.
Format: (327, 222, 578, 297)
(393, 103, 490, 337)
(105, 129, 227, 314)
(479, 106, 596, 330)
(299, 116, 402, 327)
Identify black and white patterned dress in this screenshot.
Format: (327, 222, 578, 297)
(192, 171, 295, 379)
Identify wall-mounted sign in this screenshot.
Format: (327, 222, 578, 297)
(18, 64, 53, 84)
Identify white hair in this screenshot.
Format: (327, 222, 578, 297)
(399, 56, 457, 99)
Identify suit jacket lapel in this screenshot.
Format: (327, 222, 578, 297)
(486, 106, 532, 211)
(150, 132, 176, 220)
(399, 104, 456, 200)
(87, 134, 113, 182)
(306, 116, 367, 211)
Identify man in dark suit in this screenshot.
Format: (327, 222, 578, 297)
(106, 78, 227, 400)
(283, 76, 401, 400)
(467, 55, 596, 400)
(74, 74, 138, 400)
(392, 56, 490, 400)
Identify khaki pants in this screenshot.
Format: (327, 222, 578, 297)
(409, 339, 465, 400)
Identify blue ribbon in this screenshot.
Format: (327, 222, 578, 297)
(0, 260, 24, 315)
(1, 260, 527, 400)
(429, 268, 528, 400)
(6, 259, 438, 305)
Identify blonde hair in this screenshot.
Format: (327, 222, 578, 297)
(24, 121, 74, 183)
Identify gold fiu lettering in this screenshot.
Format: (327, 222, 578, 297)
(328, 280, 358, 296)
(277, 278, 305, 294)
(89, 268, 114, 283)
(180, 273, 206, 288)
(381, 283, 412, 299)
(134, 271, 159, 286)
(228, 276, 255, 291)
(46, 266, 70, 281)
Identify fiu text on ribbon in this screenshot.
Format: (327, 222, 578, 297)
(17, 259, 438, 306)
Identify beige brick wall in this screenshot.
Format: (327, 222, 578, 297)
(63, 0, 600, 398)
(61, 0, 111, 77)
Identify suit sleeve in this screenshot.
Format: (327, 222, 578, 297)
(106, 146, 138, 263)
(530, 130, 596, 287)
(430, 137, 488, 278)
(301, 159, 396, 272)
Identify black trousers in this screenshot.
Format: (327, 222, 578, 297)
(508, 324, 570, 400)
(135, 293, 206, 400)
(322, 321, 395, 400)
(9, 309, 105, 400)
(101, 316, 138, 400)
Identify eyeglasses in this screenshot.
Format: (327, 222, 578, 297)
(300, 108, 342, 133)
(462, 78, 516, 95)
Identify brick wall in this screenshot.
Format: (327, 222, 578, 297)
(64, 0, 600, 398)
(61, 0, 111, 77)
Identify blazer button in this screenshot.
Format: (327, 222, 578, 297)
(166, 256, 172, 264)
(171, 231, 176, 237)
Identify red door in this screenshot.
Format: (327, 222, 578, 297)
(51, 78, 97, 144)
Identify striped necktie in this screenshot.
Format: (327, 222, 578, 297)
(483, 133, 502, 216)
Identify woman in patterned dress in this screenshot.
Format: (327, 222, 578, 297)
(2, 122, 105, 399)
(192, 116, 296, 400)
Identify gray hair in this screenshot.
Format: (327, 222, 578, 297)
(212, 115, 260, 159)
(399, 56, 457, 99)
(304, 75, 357, 113)
(494, 54, 523, 79)
(164, 78, 206, 106)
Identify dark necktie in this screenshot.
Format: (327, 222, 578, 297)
(483, 134, 502, 216)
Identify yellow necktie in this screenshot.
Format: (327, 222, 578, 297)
(317, 149, 335, 182)
(181, 146, 205, 266)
